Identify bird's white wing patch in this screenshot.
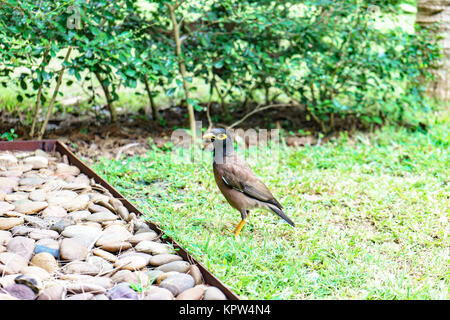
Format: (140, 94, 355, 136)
(222, 176, 232, 188)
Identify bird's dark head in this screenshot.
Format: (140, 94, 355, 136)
(203, 128, 228, 143)
(203, 128, 234, 159)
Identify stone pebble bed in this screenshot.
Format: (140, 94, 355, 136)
(0, 150, 228, 300)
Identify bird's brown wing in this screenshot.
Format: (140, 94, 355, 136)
(218, 154, 283, 209)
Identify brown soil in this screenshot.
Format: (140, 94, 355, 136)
(1, 104, 365, 163)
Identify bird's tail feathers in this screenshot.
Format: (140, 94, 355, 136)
(268, 204, 295, 227)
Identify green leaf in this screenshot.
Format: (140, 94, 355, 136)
(166, 87, 176, 98)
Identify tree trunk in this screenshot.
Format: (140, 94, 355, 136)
(264, 83, 270, 105)
(416, 0, 450, 101)
(213, 80, 227, 114)
(30, 48, 50, 138)
(167, 1, 197, 143)
(143, 76, 160, 121)
(95, 72, 117, 123)
(38, 47, 72, 139)
(30, 81, 45, 138)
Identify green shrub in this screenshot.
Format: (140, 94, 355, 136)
(0, 0, 442, 133)
(0, 129, 18, 141)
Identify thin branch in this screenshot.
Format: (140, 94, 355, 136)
(173, 0, 187, 11)
(228, 103, 297, 130)
(115, 143, 140, 160)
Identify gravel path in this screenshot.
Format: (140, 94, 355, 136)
(0, 150, 227, 300)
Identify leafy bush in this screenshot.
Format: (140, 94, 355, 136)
(0, 0, 442, 135)
(176, 0, 441, 132)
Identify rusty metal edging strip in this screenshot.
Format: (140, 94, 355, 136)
(0, 139, 240, 300)
(0, 139, 57, 152)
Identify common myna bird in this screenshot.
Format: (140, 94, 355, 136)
(203, 128, 295, 238)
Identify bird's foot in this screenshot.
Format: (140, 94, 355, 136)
(233, 219, 247, 239)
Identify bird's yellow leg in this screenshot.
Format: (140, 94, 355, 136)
(233, 219, 247, 238)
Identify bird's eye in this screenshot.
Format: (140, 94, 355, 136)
(217, 133, 227, 140)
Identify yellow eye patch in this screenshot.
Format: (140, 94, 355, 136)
(217, 133, 227, 140)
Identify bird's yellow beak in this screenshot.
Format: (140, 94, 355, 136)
(203, 132, 215, 140)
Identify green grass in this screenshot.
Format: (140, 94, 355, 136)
(90, 112, 449, 300)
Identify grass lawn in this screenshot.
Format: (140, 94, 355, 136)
(91, 111, 449, 300)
